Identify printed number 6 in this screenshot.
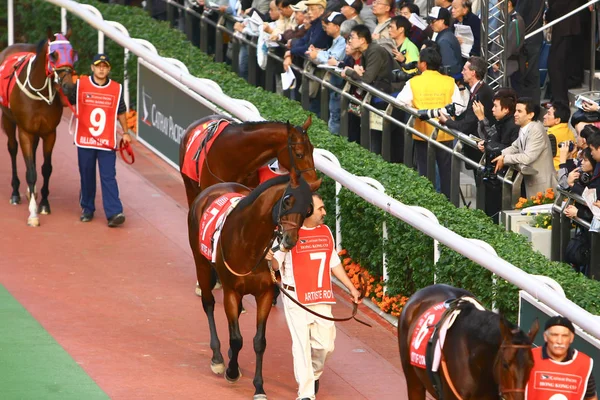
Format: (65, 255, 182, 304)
(89, 108, 106, 137)
(413, 314, 435, 350)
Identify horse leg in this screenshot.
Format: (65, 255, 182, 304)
(3, 116, 20, 204)
(251, 287, 274, 400)
(19, 131, 40, 227)
(195, 255, 225, 374)
(223, 289, 243, 383)
(183, 176, 200, 208)
(38, 132, 56, 215)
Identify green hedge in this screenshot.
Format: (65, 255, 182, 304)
(14, 0, 600, 320)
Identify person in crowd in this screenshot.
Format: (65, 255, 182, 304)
(396, 46, 465, 199)
(473, 88, 520, 222)
(342, 24, 395, 154)
(572, 98, 600, 136)
(513, 0, 544, 104)
(427, 6, 462, 78)
(287, 0, 332, 62)
(72, 53, 132, 227)
(439, 57, 494, 174)
(557, 124, 596, 191)
(359, 0, 378, 31)
(546, 0, 587, 104)
(439, 56, 494, 136)
(543, 101, 575, 171)
(265, 0, 298, 40)
(492, 97, 557, 198)
(451, 0, 480, 57)
(266, 193, 361, 400)
(281, 1, 311, 42)
(398, 3, 428, 49)
(388, 15, 419, 74)
(340, 0, 364, 23)
(526, 316, 597, 399)
(505, 0, 525, 87)
(436, 0, 452, 11)
(308, 12, 348, 134)
(371, 0, 393, 40)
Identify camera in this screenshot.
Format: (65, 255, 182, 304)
(480, 141, 504, 181)
(558, 141, 575, 152)
(418, 103, 457, 120)
(579, 169, 592, 185)
(391, 61, 419, 83)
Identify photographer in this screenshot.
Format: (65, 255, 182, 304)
(563, 147, 600, 274)
(473, 88, 520, 222)
(543, 101, 575, 171)
(396, 46, 465, 199)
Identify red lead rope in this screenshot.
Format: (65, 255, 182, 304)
(59, 87, 135, 164)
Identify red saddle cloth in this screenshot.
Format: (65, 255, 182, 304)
(409, 301, 448, 369)
(181, 119, 230, 182)
(199, 193, 245, 261)
(0, 52, 34, 108)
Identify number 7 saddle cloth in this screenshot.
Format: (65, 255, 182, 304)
(199, 193, 244, 262)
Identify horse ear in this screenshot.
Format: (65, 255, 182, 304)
(46, 27, 54, 41)
(65, 28, 72, 40)
(527, 319, 540, 343)
(499, 318, 513, 344)
(302, 115, 312, 133)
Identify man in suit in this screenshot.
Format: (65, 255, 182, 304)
(493, 97, 557, 197)
(438, 56, 494, 170)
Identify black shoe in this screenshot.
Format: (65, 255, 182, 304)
(315, 379, 319, 395)
(80, 211, 94, 222)
(107, 213, 125, 227)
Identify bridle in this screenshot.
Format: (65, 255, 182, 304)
(15, 37, 76, 105)
(497, 343, 533, 399)
(219, 179, 305, 278)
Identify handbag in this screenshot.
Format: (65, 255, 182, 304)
(564, 228, 591, 269)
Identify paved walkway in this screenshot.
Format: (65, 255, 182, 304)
(0, 113, 408, 399)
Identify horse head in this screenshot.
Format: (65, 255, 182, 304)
(271, 170, 313, 251)
(279, 116, 321, 191)
(43, 28, 78, 98)
(494, 318, 539, 400)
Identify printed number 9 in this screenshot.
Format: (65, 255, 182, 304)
(89, 108, 106, 137)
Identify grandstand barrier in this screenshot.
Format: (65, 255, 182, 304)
(16, 0, 600, 339)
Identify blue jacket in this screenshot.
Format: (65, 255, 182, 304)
(290, 18, 333, 57)
(435, 28, 463, 78)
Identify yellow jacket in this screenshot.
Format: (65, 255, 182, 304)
(547, 123, 575, 170)
(410, 70, 456, 142)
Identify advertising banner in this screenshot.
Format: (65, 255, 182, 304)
(137, 59, 228, 168)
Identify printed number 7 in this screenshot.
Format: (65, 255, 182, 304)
(201, 207, 220, 240)
(310, 252, 326, 288)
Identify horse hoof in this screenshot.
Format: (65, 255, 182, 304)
(225, 368, 242, 383)
(253, 395, 268, 400)
(9, 196, 20, 205)
(38, 205, 51, 215)
(27, 217, 40, 227)
(195, 285, 202, 297)
(210, 362, 225, 375)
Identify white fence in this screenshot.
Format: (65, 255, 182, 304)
(9, 0, 600, 339)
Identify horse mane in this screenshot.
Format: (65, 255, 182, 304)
(36, 38, 48, 55)
(236, 174, 291, 212)
(232, 120, 305, 134)
(457, 303, 530, 346)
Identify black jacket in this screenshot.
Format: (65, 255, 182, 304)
(445, 81, 495, 136)
(478, 113, 520, 152)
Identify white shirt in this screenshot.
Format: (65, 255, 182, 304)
(273, 225, 341, 286)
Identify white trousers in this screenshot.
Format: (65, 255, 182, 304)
(282, 291, 336, 400)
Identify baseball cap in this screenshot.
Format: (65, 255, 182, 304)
(326, 11, 347, 25)
(304, 0, 327, 8)
(544, 315, 575, 334)
(343, 0, 362, 12)
(427, 6, 450, 21)
(92, 53, 111, 67)
(290, 1, 308, 11)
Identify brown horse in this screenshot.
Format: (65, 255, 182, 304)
(188, 166, 320, 400)
(178, 114, 319, 207)
(0, 29, 77, 226)
(399, 284, 539, 400)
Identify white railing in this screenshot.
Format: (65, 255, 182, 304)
(12, 0, 600, 338)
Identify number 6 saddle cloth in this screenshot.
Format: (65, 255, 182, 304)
(199, 193, 244, 262)
(410, 297, 486, 371)
(181, 119, 231, 183)
(0, 52, 34, 108)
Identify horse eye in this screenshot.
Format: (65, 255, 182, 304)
(282, 195, 293, 208)
(296, 153, 304, 159)
(502, 361, 509, 369)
